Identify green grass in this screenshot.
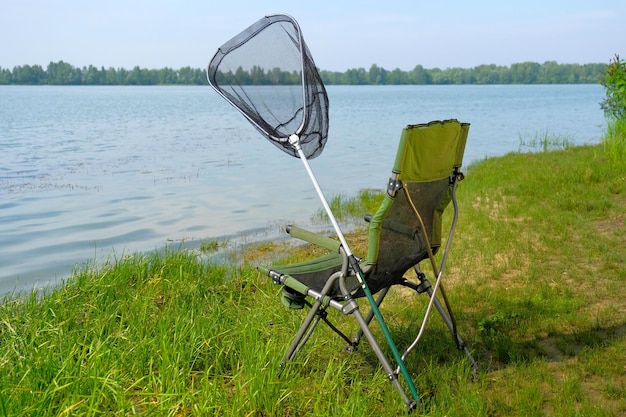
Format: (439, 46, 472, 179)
(314, 189, 384, 222)
(1, 129, 625, 416)
(604, 118, 626, 164)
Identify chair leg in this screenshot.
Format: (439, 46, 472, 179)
(279, 297, 325, 373)
(347, 286, 391, 352)
(276, 275, 419, 411)
(350, 275, 478, 374)
(278, 273, 354, 372)
(401, 277, 478, 372)
(283, 302, 356, 362)
(350, 299, 419, 411)
(422, 282, 478, 372)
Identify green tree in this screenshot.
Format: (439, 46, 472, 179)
(103, 67, 120, 85)
(46, 61, 81, 85)
(473, 64, 509, 84)
(539, 61, 568, 84)
(232, 66, 250, 85)
(83, 65, 104, 85)
(342, 67, 368, 85)
(600, 54, 626, 120)
(156, 67, 177, 84)
(368, 64, 387, 84)
(429, 67, 449, 84)
(319, 70, 343, 85)
(510, 62, 540, 84)
(581, 63, 606, 83)
(126, 66, 156, 85)
(408, 65, 431, 84)
(0, 67, 12, 84)
(249, 65, 266, 85)
(176, 66, 205, 84)
(386, 68, 409, 84)
(446, 67, 474, 84)
(12, 64, 46, 84)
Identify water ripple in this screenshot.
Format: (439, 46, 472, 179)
(0, 84, 606, 294)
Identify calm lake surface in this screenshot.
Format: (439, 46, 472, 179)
(0, 84, 606, 294)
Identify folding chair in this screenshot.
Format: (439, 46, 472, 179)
(258, 119, 478, 410)
(206, 13, 475, 412)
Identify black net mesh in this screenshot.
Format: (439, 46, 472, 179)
(207, 14, 329, 159)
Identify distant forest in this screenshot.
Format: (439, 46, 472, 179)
(0, 60, 606, 86)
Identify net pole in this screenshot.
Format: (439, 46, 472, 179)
(288, 134, 419, 402)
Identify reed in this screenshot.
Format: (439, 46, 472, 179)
(518, 130, 574, 152)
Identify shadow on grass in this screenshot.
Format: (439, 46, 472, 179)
(471, 320, 626, 370)
(346, 301, 626, 374)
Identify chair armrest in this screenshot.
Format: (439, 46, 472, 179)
(286, 225, 342, 253)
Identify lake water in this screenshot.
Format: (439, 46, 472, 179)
(0, 84, 606, 294)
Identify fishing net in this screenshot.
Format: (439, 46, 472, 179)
(207, 14, 329, 159)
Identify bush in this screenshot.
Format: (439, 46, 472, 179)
(600, 54, 626, 120)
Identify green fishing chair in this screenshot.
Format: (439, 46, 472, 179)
(258, 119, 478, 408)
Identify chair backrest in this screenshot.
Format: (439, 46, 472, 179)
(359, 119, 469, 295)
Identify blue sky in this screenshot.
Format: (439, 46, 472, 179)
(1, 0, 624, 71)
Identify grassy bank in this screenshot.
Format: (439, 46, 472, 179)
(1, 127, 625, 416)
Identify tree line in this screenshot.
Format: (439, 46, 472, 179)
(0, 60, 606, 86)
(323, 62, 605, 85)
(0, 61, 206, 86)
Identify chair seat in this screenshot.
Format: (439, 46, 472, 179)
(270, 252, 344, 296)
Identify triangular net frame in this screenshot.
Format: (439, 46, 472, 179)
(207, 14, 328, 159)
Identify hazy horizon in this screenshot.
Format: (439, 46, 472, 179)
(2, 1, 624, 72)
